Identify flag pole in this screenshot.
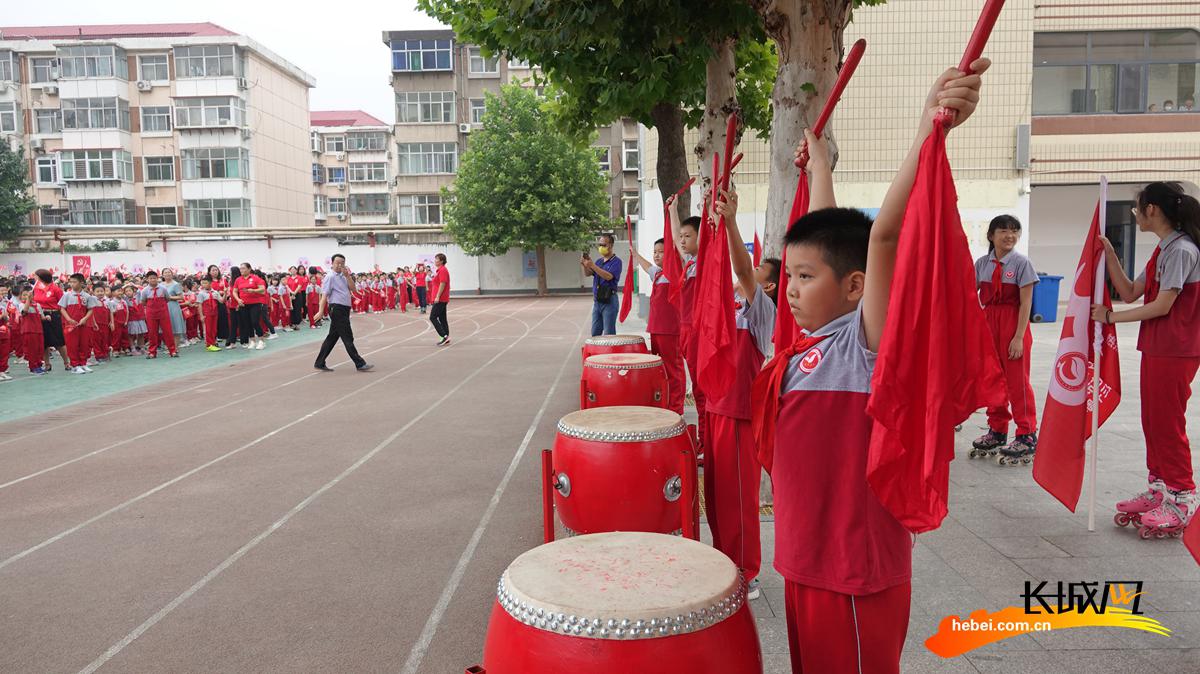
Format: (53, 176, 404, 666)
(1087, 176, 1109, 532)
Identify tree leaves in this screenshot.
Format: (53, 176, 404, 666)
(0, 144, 36, 242)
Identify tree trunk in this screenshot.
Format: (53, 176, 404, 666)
(753, 0, 853, 257)
(694, 38, 740, 210)
(649, 102, 691, 219)
(535, 244, 548, 296)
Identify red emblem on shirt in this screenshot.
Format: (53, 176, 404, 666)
(798, 346, 823, 374)
(1005, 270, 1015, 279)
(1053, 351, 1088, 392)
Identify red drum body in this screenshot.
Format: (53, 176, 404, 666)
(552, 407, 691, 535)
(580, 334, 648, 363)
(581, 353, 668, 410)
(475, 532, 762, 674)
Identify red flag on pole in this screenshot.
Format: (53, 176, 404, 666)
(1033, 183, 1122, 512)
(664, 178, 694, 306)
(753, 229, 761, 267)
(695, 116, 739, 398)
(619, 216, 635, 323)
(864, 119, 1007, 533)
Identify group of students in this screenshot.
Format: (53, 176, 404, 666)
(628, 57, 1199, 673)
(346, 264, 435, 316)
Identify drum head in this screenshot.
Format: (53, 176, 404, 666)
(584, 334, 646, 347)
(498, 532, 744, 639)
(584, 353, 663, 370)
(557, 406, 684, 442)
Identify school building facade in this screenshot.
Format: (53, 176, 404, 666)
(0, 23, 315, 237)
(639, 0, 1200, 283)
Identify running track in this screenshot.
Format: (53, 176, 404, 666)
(0, 297, 593, 673)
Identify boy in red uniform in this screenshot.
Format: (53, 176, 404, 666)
(19, 288, 48, 374)
(752, 62, 989, 673)
(109, 286, 129, 357)
(630, 226, 686, 414)
(0, 281, 11, 381)
(198, 277, 223, 351)
(58, 273, 97, 374)
(139, 270, 178, 358)
(89, 283, 113, 363)
(306, 273, 323, 328)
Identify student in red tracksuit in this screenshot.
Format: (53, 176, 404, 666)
(139, 270, 178, 358)
(58, 274, 97, 373)
(278, 278, 293, 330)
(631, 234, 686, 416)
(751, 64, 989, 674)
(671, 211, 705, 445)
(704, 186, 780, 598)
(1095, 181, 1200, 537)
(0, 281, 11, 381)
(19, 289, 48, 374)
(306, 275, 323, 328)
(198, 277, 223, 351)
(182, 280, 200, 343)
(109, 287, 129, 356)
(89, 283, 113, 363)
(971, 215, 1040, 462)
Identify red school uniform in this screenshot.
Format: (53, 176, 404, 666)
(20, 301, 46, 370)
(1136, 231, 1200, 492)
(139, 285, 177, 357)
(110, 298, 129, 352)
(975, 250, 1040, 436)
(5, 300, 19, 360)
(0, 300, 11, 374)
(58, 290, 97, 367)
(679, 256, 707, 441)
(89, 296, 111, 360)
(198, 288, 221, 346)
(758, 306, 912, 674)
(305, 283, 322, 326)
(646, 264, 685, 415)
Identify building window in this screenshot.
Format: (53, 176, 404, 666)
(324, 135, 345, 153)
(349, 162, 387, 182)
(349, 193, 389, 214)
(0, 51, 18, 82)
(623, 192, 640, 218)
(68, 199, 135, 224)
(396, 142, 457, 174)
(174, 97, 245, 128)
(174, 45, 238, 78)
(57, 45, 129, 79)
(182, 148, 249, 180)
(60, 150, 134, 181)
(595, 146, 611, 173)
(622, 140, 639, 172)
(312, 163, 325, 183)
(397, 194, 442, 225)
(41, 208, 66, 225)
(314, 195, 328, 216)
(396, 91, 455, 124)
(147, 206, 178, 226)
(138, 54, 169, 81)
(468, 47, 500, 74)
(329, 197, 347, 214)
(184, 198, 251, 228)
(36, 156, 58, 184)
(30, 57, 58, 83)
(310, 131, 321, 153)
(34, 109, 62, 134)
(141, 106, 172, 132)
(0, 102, 17, 133)
(470, 98, 486, 124)
(1033, 30, 1200, 115)
(61, 97, 131, 131)
(144, 156, 175, 182)
(346, 132, 388, 151)
(391, 39, 452, 72)
(327, 167, 346, 183)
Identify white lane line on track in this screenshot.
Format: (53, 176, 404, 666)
(76, 299, 568, 674)
(400, 310, 584, 674)
(0, 301, 519, 490)
(0, 300, 540, 575)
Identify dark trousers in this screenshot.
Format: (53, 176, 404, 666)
(291, 292, 306, 325)
(238, 304, 265, 343)
(416, 286, 427, 310)
(224, 306, 239, 345)
(430, 302, 449, 338)
(316, 304, 365, 368)
(216, 304, 230, 343)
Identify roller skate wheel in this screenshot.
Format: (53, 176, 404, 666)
(1021, 457, 1033, 465)
(1138, 527, 1155, 540)
(1170, 530, 1183, 539)
(1114, 513, 1131, 527)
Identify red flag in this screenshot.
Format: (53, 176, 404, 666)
(865, 121, 1006, 533)
(1185, 511, 1200, 564)
(773, 171, 809, 354)
(753, 230, 761, 267)
(663, 179, 692, 305)
(1033, 187, 1121, 511)
(695, 117, 739, 398)
(619, 216, 635, 323)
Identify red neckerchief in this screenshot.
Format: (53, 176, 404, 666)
(1144, 246, 1162, 303)
(750, 332, 832, 474)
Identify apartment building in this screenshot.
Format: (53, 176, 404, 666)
(310, 110, 393, 226)
(382, 29, 641, 228)
(0, 22, 315, 233)
(640, 0, 1199, 280)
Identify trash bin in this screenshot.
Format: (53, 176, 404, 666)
(1031, 273, 1063, 323)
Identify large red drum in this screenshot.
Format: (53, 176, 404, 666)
(474, 532, 762, 674)
(550, 407, 693, 536)
(580, 333, 648, 363)
(581, 353, 668, 410)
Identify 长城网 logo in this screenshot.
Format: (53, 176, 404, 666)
(925, 580, 1169, 657)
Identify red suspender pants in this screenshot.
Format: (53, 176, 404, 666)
(983, 303, 1037, 436)
(1142, 354, 1200, 492)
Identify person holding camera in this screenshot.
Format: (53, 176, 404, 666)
(582, 233, 622, 337)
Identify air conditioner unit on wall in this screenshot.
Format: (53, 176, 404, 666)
(458, 123, 471, 134)
(238, 77, 249, 90)
(136, 80, 152, 92)
(43, 85, 58, 96)
(334, 152, 345, 161)
(337, 183, 345, 191)
(337, 214, 346, 221)
(241, 128, 253, 140)
(29, 138, 44, 151)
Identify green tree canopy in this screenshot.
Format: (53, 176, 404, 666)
(442, 85, 612, 294)
(0, 144, 36, 242)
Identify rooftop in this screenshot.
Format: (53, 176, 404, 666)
(311, 110, 389, 128)
(0, 22, 238, 41)
(381, 29, 456, 45)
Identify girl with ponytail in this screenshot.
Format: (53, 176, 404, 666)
(1093, 181, 1200, 539)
